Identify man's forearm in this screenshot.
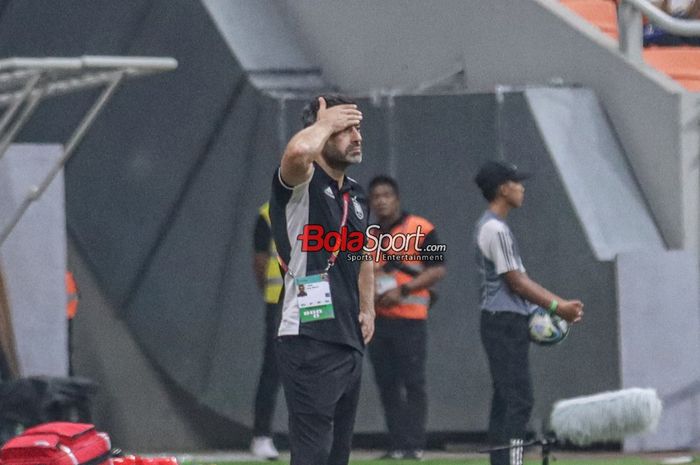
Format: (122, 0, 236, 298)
(504, 270, 584, 322)
(402, 265, 446, 293)
(505, 270, 563, 308)
(280, 122, 334, 185)
(284, 121, 333, 163)
(253, 253, 269, 291)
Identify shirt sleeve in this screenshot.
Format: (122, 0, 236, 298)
(419, 229, 445, 267)
(483, 225, 521, 275)
(254, 215, 270, 253)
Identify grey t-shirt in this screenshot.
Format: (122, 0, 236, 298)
(473, 210, 530, 315)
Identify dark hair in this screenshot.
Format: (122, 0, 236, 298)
(301, 94, 357, 128)
(369, 175, 400, 197)
(479, 184, 499, 202)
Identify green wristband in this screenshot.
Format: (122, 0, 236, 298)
(548, 300, 559, 315)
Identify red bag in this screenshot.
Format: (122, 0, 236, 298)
(113, 457, 178, 465)
(1, 422, 112, 465)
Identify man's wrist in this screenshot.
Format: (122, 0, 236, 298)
(548, 299, 559, 316)
(314, 119, 335, 134)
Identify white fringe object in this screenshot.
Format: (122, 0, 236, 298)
(550, 387, 662, 446)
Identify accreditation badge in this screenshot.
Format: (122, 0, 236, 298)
(295, 273, 335, 323)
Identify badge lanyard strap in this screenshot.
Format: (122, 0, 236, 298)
(277, 191, 350, 278)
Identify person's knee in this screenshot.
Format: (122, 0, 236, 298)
(509, 389, 533, 414)
(290, 414, 333, 465)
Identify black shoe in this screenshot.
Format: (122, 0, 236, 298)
(379, 450, 405, 460)
(404, 449, 424, 460)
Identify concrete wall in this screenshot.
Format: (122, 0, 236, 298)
(524, 87, 664, 260)
(680, 95, 700, 256)
(0, 144, 67, 377)
(68, 240, 249, 452)
(201, 0, 315, 72)
(276, 0, 700, 254)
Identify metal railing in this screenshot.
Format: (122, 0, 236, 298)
(618, 0, 700, 62)
(0, 56, 177, 246)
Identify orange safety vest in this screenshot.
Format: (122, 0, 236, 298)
(373, 214, 434, 320)
(66, 271, 78, 320)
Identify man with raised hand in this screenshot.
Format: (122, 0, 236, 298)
(269, 95, 375, 465)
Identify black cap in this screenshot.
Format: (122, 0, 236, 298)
(474, 160, 530, 191)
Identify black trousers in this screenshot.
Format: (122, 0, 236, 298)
(276, 336, 363, 465)
(253, 302, 282, 436)
(480, 311, 533, 465)
(368, 318, 427, 451)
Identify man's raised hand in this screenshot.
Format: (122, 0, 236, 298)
(316, 97, 362, 133)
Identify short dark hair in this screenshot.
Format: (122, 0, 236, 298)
(369, 175, 400, 197)
(479, 183, 499, 202)
(301, 94, 357, 128)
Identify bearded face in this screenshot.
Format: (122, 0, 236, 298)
(322, 125, 362, 170)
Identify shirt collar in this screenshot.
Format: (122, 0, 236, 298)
(314, 162, 353, 194)
(378, 211, 409, 233)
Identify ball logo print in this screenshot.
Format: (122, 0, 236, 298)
(528, 307, 570, 346)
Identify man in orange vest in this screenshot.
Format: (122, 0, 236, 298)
(367, 175, 447, 460)
(66, 271, 79, 376)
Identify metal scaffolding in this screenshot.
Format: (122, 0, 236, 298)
(0, 55, 178, 246)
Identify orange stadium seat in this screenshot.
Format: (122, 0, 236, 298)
(560, 0, 700, 91)
(644, 46, 700, 90)
(561, 0, 620, 38)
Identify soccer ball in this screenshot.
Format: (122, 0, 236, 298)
(528, 307, 570, 346)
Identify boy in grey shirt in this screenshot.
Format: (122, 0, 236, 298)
(473, 160, 583, 465)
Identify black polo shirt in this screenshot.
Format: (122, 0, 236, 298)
(270, 163, 369, 352)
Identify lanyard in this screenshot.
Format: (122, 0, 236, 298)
(278, 191, 351, 277)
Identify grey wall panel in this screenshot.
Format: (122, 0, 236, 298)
(123, 85, 280, 411)
(197, 93, 286, 419)
(0, 144, 67, 377)
(617, 251, 700, 451)
(525, 88, 664, 258)
(69, 240, 248, 452)
(0, 1, 151, 56)
(202, 0, 317, 72)
(679, 95, 700, 256)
